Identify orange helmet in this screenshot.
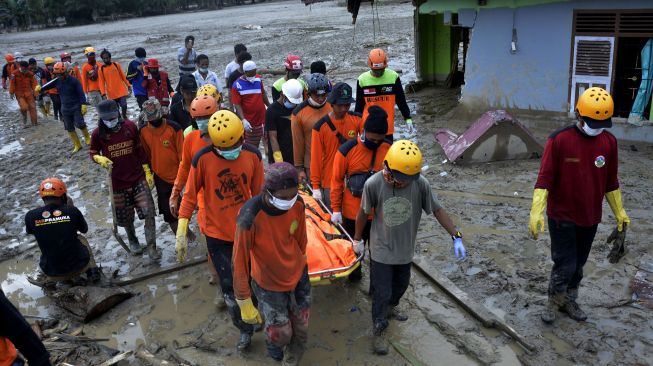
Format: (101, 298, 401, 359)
(52, 62, 67, 75)
(39, 178, 67, 198)
(368, 48, 387, 70)
(190, 95, 218, 118)
(576, 87, 614, 123)
(4, 53, 14, 62)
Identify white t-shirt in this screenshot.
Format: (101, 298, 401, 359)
(224, 60, 239, 79)
(193, 70, 224, 93)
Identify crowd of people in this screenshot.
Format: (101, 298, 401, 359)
(1, 35, 630, 365)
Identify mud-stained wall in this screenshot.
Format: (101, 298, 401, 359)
(457, 0, 653, 112)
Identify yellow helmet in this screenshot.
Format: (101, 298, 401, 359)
(43, 57, 55, 65)
(208, 110, 244, 148)
(196, 84, 221, 103)
(84, 47, 96, 55)
(384, 140, 423, 181)
(576, 87, 613, 123)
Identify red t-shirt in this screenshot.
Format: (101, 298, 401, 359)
(231, 75, 267, 126)
(535, 125, 620, 226)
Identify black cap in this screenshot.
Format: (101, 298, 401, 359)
(19, 61, 29, 67)
(364, 106, 388, 134)
(327, 82, 355, 105)
(179, 75, 197, 91)
(582, 116, 613, 129)
(28, 58, 37, 64)
(97, 99, 119, 120)
(135, 47, 146, 58)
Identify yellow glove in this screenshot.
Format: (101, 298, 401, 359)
(142, 164, 155, 189)
(273, 151, 283, 163)
(175, 218, 189, 262)
(34, 85, 42, 93)
(605, 189, 630, 232)
(529, 188, 548, 239)
(93, 155, 113, 169)
(236, 298, 262, 325)
(81, 104, 87, 115)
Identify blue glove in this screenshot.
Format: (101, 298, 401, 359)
(453, 238, 466, 260)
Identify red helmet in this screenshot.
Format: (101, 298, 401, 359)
(39, 178, 67, 198)
(284, 55, 303, 71)
(53, 62, 67, 75)
(147, 58, 159, 68)
(4, 53, 14, 62)
(60, 52, 71, 60)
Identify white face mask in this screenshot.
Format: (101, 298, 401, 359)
(308, 96, 326, 107)
(580, 122, 605, 137)
(245, 76, 256, 82)
(268, 190, 298, 211)
(103, 117, 120, 129)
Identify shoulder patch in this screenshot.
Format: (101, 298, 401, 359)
(166, 119, 182, 132)
(549, 124, 576, 139)
(338, 138, 359, 156)
(292, 100, 309, 116)
(237, 195, 264, 229)
(313, 115, 330, 132)
(191, 145, 213, 168)
(242, 143, 262, 160)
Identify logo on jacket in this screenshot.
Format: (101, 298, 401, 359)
(381, 86, 393, 93)
(215, 168, 247, 202)
(53, 210, 62, 217)
(289, 219, 299, 235)
(42, 211, 51, 218)
(348, 130, 356, 138)
(363, 88, 375, 95)
(163, 139, 170, 148)
(594, 155, 605, 168)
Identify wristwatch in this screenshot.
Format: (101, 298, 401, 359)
(451, 231, 463, 241)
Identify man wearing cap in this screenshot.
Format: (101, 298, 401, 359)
(2, 53, 18, 90)
(169, 76, 197, 130)
(177, 35, 197, 92)
(143, 58, 174, 114)
(127, 47, 149, 109)
(330, 106, 392, 281)
(265, 78, 303, 164)
(354, 140, 465, 355)
(233, 162, 310, 365)
(530, 87, 630, 324)
(271, 54, 307, 102)
(232, 60, 271, 149)
(310, 82, 363, 208)
(80, 47, 103, 107)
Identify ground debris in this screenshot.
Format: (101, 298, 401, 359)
(425, 313, 500, 365)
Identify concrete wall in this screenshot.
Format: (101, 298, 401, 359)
(459, 0, 653, 112)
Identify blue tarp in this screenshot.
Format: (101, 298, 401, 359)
(629, 38, 653, 123)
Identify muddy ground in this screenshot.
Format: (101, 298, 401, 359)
(1, 0, 652, 365)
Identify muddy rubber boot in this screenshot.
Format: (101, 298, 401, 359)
(266, 341, 284, 361)
(541, 293, 566, 324)
(560, 299, 587, 321)
(125, 224, 144, 255)
(388, 307, 408, 322)
(282, 348, 299, 366)
(144, 217, 160, 260)
(81, 127, 92, 145)
(86, 267, 102, 283)
(68, 131, 82, 153)
(236, 332, 251, 352)
(372, 324, 389, 355)
(213, 288, 227, 310)
(22, 114, 30, 128)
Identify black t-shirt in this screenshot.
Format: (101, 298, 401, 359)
(169, 99, 192, 130)
(25, 203, 90, 277)
(227, 69, 243, 90)
(264, 101, 295, 164)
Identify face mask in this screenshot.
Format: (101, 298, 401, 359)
(196, 118, 210, 133)
(137, 57, 145, 63)
(149, 118, 163, 127)
(245, 76, 256, 82)
(47, 66, 53, 71)
(150, 70, 159, 76)
(308, 96, 326, 107)
(216, 145, 242, 160)
(103, 117, 120, 129)
(580, 122, 605, 137)
(103, 59, 111, 65)
(268, 190, 298, 211)
(382, 167, 409, 188)
(199, 67, 209, 73)
(283, 100, 296, 109)
(361, 132, 380, 150)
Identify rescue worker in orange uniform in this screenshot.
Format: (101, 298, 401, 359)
(355, 48, 412, 141)
(1, 289, 52, 366)
(233, 162, 310, 365)
(1, 53, 18, 90)
(139, 99, 184, 236)
(331, 106, 392, 281)
(41, 57, 62, 121)
(98, 49, 132, 120)
(80, 47, 103, 107)
(291, 73, 332, 181)
(175, 110, 264, 352)
(60, 52, 82, 81)
(9, 60, 38, 128)
(310, 82, 363, 208)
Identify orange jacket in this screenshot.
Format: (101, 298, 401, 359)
(98, 62, 129, 100)
(179, 143, 264, 241)
(233, 195, 307, 299)
(331, 139, 391, 219)
(291, 101, 331, 169)
(81, 62, 101, 92)
(70, 65, 82, 82)
(310, 111, 363, 190)
(0, 338, 17, 366)
(140, 119, 184, 184)
(9, 70, 36, 98)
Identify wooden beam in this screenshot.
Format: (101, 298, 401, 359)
(113, 256, 207, 286)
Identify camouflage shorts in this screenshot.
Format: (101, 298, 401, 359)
(113, 180, 155, 226)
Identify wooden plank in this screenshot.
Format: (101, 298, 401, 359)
(113, 256, 207, 286)
(96, 351, 133, 366)
(412, 255, 537, 353)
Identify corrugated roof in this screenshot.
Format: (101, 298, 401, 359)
(419, 0, 570, 14)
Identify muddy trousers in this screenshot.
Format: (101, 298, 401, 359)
(0, 290, 51, 365)
(251, 267, 311, 361)
(17, 96, 37, 124)
(370, 260, 411, 331)
(206, 237, 254, 335)
(547, 218, 598, 300)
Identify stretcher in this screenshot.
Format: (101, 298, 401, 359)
(303, 186, 362, 286)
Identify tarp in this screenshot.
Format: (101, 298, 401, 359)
(628, 38, 653, 125)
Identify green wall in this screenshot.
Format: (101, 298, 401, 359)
(418, 13, 453, 83)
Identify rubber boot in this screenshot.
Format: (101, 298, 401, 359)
(561, 288, 587, 321)
(86, 267, 102, 283)
(81, 127, 92, 145)
(144, 216, 160, 260)
(125, 224, 144, 255)
(213, 286, 226, 310)
(266, 341, 284, 361)
(237, 332, 251, 352)
(372, 323, 389, 355)
(22, 113, 29, 128)
(541, 292, 566, 324)
(388, 307, 408, 321)
(68, 131, 82, 153)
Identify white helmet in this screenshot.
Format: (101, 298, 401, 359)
(282, 79, 304, 105)
(14, 51, 24, 61)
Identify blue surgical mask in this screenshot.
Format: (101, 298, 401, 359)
(196, 118, 210, 133)
(216, 145, 242, 160)
(283, 100, 296, 109)
(199, 67, 209, 74)
(267, 190, 298, 211)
